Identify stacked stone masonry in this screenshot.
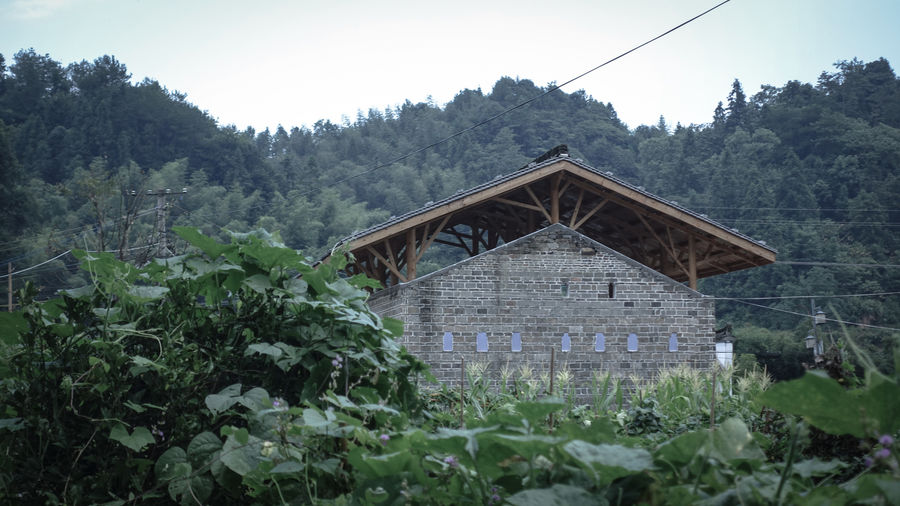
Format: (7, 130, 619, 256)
(368, 224, 716, 402)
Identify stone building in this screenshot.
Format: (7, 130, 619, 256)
(330, 146, 775, 396)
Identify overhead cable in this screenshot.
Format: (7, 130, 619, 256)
(724, 298, 900, 332)
(706, 291, 900, 301)
(292, 0, 733, 198)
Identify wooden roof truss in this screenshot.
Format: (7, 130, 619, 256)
(339, 160, 775, 289)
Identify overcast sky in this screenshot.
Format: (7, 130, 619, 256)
(3, 0, 899, 133)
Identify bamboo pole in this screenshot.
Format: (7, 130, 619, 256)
(549, 347, 556, 430)
(460, 357, 465, 428)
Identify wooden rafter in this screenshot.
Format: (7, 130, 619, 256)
(492, 196, 545, 213)
(569, 188, 585, 228)
(550, 174, 561, 224)
(416, 214, 451, 262)
(336, 159, 774, 287)
(366, 245, 405, 283)
(524, 185, 552, 223)
(572, 199, 609, 231)
(635, 212, 689, 277)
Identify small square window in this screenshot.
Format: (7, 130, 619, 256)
(442, 332, 453, 352)
(511, 332, 522, 352)
(561, 333, 571, 352)
(627, 333, 638, 352)
(476, 332, 488, 352)
(594, 333, 606, 352)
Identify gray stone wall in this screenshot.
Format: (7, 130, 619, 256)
(368, 224, 716, 402)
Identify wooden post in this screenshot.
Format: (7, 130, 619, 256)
(460, 357, 465, 428)
(405, 228, 417, 281)
(550, 175, 560, 224)
(6, 263, 11, 312)
(688, 235, 698, 290)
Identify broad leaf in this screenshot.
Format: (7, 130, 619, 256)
(563, 440, 654, 483)
(187, 431, 223, 470)
(507, 484, 607, 505)
(109, 424, 155, 452)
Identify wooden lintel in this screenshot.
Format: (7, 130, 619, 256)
(572, 199, 608, 230)
(524, 185, 552, 223)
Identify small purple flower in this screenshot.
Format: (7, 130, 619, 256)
(379, 434, 390, 446)
(875, 448, 891, 460)
(272, 399, 281, 408)
(491, 494, 501, 503)
(864, 457, 874, 468)
(331, 359, 340, 367)
(443, 456, 458, 468)
(879, 434, 894, 447)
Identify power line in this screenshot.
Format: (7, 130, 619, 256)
(724, 298, 900, 332)
(707, 291, 900, 301)
(692, 206, 900, 212)
(714, 219, 900, 227)
(0, 205, 161, 263)
(0, 244, 158, 281)
(0, 250, 72, 279)
(291, 0, 733, 198)
(776, 261, 900, 268)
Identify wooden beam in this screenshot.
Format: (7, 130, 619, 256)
(557, 178, 572, 200)
(492, 196, 546, 213)
(441, 227, 474, 255)
(572, 199, 609, 231)
(569, 188, 585, 228)
(564, 176, 775, 268)
(689, 235, 698, 290)
(635, 212, 689, 277)
(564, 167, 776, 262)
(416, 214, 451, 262)
(550, 174, 560, 224)
(343, 160, 568, 252)
(366, 245, 406, 283)
(524, 185, 552, 223)
(406, 228, 417, 281)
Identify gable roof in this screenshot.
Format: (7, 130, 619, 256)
(333, 145, 776, 289)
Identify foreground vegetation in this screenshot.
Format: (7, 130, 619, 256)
(0, 230, 897, 504)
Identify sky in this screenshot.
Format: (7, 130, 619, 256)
(2, 0, 899, 133)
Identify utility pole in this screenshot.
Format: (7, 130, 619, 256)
(141, 188, 188, 258)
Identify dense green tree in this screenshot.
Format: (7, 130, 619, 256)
(1, 50, 897, 372)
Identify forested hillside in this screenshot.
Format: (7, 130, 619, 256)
(1, 49, 898, 374)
